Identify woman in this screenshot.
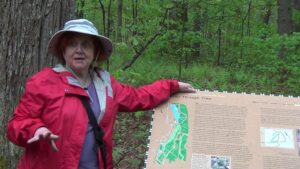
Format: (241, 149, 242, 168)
(6, 19, 195, 169)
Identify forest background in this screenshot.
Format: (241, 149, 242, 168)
(80, 0, 300, 168)
(1, 0, 300, 169)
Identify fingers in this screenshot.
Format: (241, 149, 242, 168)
(178, 82, 196, 93)
(184, 84, 196, 92)
(27, 127, 59, 152)
(49, 139, 59, 152)
(27, 134, 42, 144)
(47, 134, 59, 152)
(48, 134, 59, 140)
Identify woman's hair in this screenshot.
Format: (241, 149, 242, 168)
(57, 32, 105, 65)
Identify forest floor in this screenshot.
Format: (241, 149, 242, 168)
(113, 111, 153, 169)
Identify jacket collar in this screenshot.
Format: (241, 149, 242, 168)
(52, 64, 110, 123)
(53, 64, 87, 88)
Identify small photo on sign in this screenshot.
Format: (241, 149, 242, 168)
(211, 155, 230, 169)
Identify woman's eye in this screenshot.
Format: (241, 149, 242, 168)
(68, 41, 77, 47)
(82, 41, 93, 48)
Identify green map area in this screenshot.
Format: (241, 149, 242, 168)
(156, 103, 188, 165)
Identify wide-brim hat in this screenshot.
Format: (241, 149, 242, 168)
(48, 19, 113, 61)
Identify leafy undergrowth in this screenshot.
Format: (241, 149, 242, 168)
(113, 111, 153, 169)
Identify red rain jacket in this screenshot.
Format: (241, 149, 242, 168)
(6, 65, 179, 169)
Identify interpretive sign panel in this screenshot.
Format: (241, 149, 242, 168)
(144, 90, 300, 169)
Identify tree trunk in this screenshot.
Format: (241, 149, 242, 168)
(277, 0, 293, 35)
(181, 0, 189, 69)
(131, 0, 138, 36)
(98, 0, 106, 36)
(192, 4, 201, 61)
(216, 9, 225, 66)
(246, 1, 252, 36)
(293, 0, 300, 10)
(277, 0, 292, 58)
(117, 0, 123, 42)
(77, 0, 85, 18)
(107, 0, 113, 38)
(0, 0, 75, 168)
(293, 0, 300, 32)
(262, 1, 273, 25)
(240, 1, 252, 60)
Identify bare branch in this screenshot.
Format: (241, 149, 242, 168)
(122, 9, 169, 70)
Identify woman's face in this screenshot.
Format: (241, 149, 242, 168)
(63, 34, 95, 75)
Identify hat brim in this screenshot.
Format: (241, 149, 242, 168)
(47, 30, 113, 61)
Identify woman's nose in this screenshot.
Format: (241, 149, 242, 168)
(75, 44, 84, 53)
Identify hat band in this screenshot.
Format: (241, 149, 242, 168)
(64, 24, 99, 35)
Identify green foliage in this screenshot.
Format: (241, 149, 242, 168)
(134, 111, 145, 119)
(293, 8, 300, 29)
(76, 0, 300, 168)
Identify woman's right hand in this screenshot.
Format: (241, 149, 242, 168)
(27, 127, 59, 152)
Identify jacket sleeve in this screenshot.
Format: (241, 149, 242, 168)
(111, 76, 179, 112)
(6, 77, 46, 147)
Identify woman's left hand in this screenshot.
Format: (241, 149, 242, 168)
(178, 82, 196, 93)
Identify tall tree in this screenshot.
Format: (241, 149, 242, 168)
(192, 2, 202, 61)
(277, 0, 292, 58)
(0, 0, 75, 168)
(180, 0, 189, 70)
(77, 0, 85, 18)
(277, 0, 293, 35)
(117, 0, 123, 42)
(98, 0, 107, 36)
(240, 0, 252, 59)
(262, 0, 273, 25)
(131, 0, 138, 36)
(293, 0, 300, 32)
(107, 0, 113, 38)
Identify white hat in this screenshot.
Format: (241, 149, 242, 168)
(48, 19, 113, 61)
